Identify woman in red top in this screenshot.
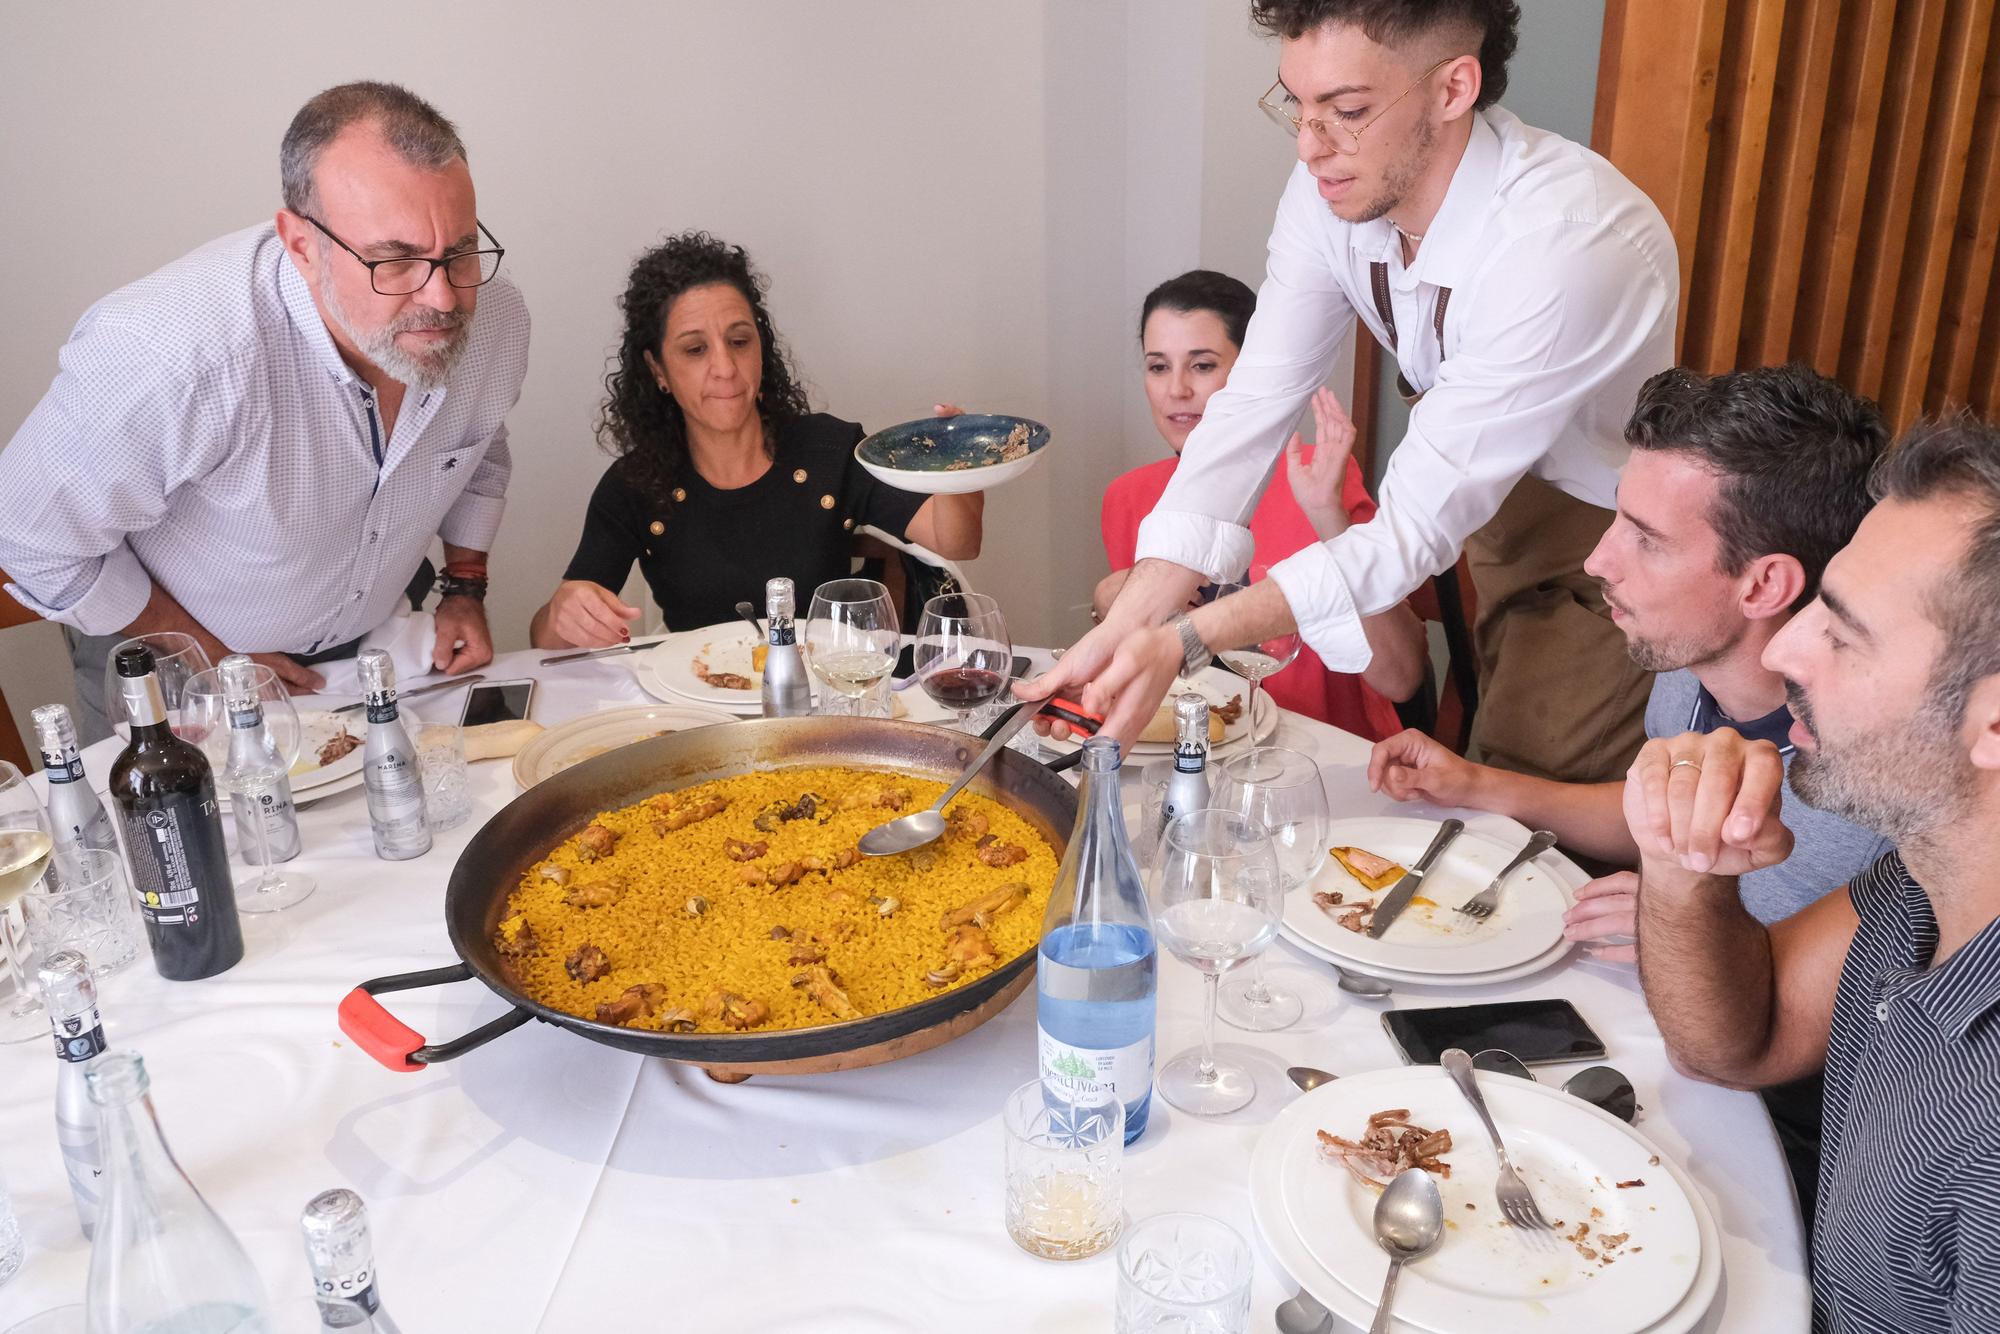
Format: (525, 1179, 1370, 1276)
(1097, 271, 1426, 740)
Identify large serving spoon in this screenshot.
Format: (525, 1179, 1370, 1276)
(857, 699, 1100, 856)
(1368, 1167, 1444, 1334)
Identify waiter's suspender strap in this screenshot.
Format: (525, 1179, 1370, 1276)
(1368, 260, 1451, 404)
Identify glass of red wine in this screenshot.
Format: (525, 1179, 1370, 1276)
(915, 593, 1011, 732)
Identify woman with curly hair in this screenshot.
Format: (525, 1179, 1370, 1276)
(530, 232, 982, 646)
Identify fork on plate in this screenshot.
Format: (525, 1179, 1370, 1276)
(1453, 829, 1558, 921)
(1440, 1047, 1552, 1233)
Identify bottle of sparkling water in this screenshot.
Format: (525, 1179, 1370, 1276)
(1036, 736, 1156, 1144)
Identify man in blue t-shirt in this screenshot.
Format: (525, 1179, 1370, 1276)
(1368, 363, 1891, 945)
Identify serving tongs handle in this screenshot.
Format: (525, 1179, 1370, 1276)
(980, 697, 1101, 775)
(339, 962, 535, 1071)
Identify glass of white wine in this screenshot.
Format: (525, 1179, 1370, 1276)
(804, 578, 899, 718)
(0, 761, 56, 1041)
(1212, 564, 1299, 756)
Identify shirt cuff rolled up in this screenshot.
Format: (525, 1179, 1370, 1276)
(1134, 509, 1256, 584)
(1270, 542, 1372, 674)
(5, 543, 154, 637)
(438, 493, 506, 552)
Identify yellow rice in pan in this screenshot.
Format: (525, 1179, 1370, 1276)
(494, 766, 1058, 1035)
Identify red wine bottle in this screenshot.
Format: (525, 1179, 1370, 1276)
(106, 645, 243, 981)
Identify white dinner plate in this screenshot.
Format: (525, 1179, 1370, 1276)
(1251, 1067, 1718, 1334)
(1285, 817, 1574, 976)
(290, 709, 367, 794)
(512, 704, 737, 789)
(640, 624, 770, 710)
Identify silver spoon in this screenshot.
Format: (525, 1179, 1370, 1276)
(1562, 1065, 1638, 1123)
(1286, 1065, 1339, 1094)
(1333, 964, 1393, 998)
(1369, 1167, 1444, 1334)
(857, 704, 1042, 855)
(733, 600, 764, 640)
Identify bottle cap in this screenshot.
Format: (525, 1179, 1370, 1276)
(355, 648, 395, 696)
(30, 703, 77, 757)
(38, 949, 99, 1026)
(114, 645, 155, 679)
(219, 654, 261, 697)
(1172, 692, 1210, 750)
(765, 577, 796, 618)
(301, 1188, 377, 1300)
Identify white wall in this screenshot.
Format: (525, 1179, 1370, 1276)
(2, 3, 1606, 758)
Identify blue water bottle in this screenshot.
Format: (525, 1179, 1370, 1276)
(1036, 735, 1157, 1143)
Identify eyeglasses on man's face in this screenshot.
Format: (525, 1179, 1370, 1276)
(299, 214, 505, 296)
(1258, 56, 1456, 156)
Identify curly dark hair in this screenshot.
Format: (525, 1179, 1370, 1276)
(597, 231, 812, 502)
(1249, 0, 1521, 109)
(1624, 363, 1887, 611)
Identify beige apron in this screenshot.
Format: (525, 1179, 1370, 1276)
(1369, 262, 1648, 784)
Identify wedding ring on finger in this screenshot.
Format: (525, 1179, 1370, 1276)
(1669, 758, 1703, 776)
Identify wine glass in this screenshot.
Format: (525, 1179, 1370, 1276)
(805, 578, 900, 718)
(1213, 747, 1328, 1032)
(101, 632, 213, 741)
(180, 663, 314, 913)
(914, 592, 1011, 732)
(180, 663, 305, 778)
(1149, 808, 1283, 1116)
(0, 761, 55, 1040)
(1212, 565, 1299, 754)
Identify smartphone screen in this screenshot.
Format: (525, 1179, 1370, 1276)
(1381, 999, 1607, 1067)
(459, 679, 536, 727)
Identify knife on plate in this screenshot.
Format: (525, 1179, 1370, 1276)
(330, 673, 486, 716)
(1366, 818, 1465, 939)
(539, 642, 654, 666)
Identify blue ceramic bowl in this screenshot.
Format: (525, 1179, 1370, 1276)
(854, 413, 1052, 495)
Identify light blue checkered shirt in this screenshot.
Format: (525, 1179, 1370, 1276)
(0, 222, 528, 654)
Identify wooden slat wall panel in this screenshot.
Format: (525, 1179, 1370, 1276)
(1842, 0, 1950, 401)
(1882, 0, 1995, 423)
(1740, 0, 1841, 366)
(1929, 8, 2000, 408)
(1597, 0, 1999, 431)
(1682, 0, 1789, 373)
(1590, 0, 1730, 344)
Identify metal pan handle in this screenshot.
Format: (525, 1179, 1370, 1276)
(338, 962, 535, 1071)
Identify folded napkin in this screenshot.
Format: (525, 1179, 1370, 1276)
(314, 607, 438, 696)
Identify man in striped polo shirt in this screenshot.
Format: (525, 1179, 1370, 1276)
(1624, 416, 2000, 1330)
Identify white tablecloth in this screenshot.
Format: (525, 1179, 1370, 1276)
(0, 645, 1810, 1331)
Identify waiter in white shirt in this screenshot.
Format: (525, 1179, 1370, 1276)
(1028, 0, 1676, 784)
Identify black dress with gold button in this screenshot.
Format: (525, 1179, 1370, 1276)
(560, 413, 927, 631)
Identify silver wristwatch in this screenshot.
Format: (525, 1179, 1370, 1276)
(1170, 614, 1211, 676)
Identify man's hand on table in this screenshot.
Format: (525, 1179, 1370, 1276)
(1623, 729, 1793, 884)
(433, 594, 496, 674)
(1564, 871, 1639, 963)
(1367, 728, 1486, 806)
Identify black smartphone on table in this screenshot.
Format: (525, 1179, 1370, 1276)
(458, 678, 537, 727)
(1381, 999, 1607, 1067)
